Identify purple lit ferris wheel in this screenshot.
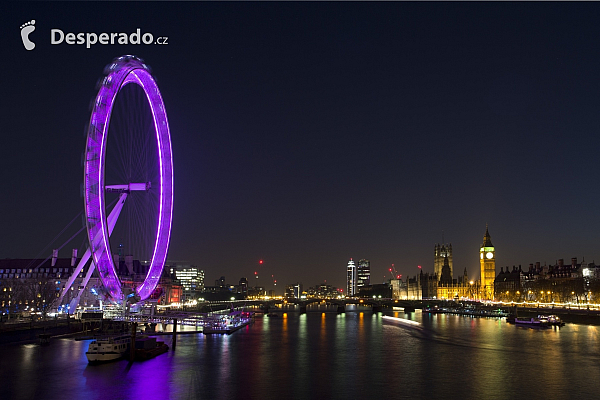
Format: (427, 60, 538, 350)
(84, 56, 173, 303)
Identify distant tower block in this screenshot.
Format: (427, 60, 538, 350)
(357, 259, 371, 290)
(346, 259, 357, 297)
(434, 243, 453, 280)
(479, 225, 496, 300)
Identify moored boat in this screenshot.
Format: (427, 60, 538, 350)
(86, 334, 130, 363)
(126, 337, 169, 361)
(537, 314, 565, 326)
(514, 317, 549, 328)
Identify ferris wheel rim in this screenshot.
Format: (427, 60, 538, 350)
(83, 56, 173, 303)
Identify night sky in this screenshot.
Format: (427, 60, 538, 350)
(3, 2, 600, 292)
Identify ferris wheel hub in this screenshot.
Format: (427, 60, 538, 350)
(105, 182, 152, 193)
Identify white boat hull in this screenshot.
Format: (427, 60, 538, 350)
(86, 352, 124, 363)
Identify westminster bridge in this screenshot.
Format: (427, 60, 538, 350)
(232, 298, 426, 313)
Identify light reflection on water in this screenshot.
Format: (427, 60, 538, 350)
(2, 310, 600, 400)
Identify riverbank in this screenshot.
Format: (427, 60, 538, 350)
(422, 302, 600, 325)
(0, 319, 84, 346)
(509, 305, 600, 325)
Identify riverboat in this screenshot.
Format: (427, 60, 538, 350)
(537, 315, 565, 326)
(423, 306, 444, 313)
(86, 335, 130, 363)
(514, 317, 549, 328)
(424, 306, 508, 318)
(203, 311, 253, 334)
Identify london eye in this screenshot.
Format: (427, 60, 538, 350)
(83, 55, 173, 303)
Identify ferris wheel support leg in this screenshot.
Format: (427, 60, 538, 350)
(59, 193, 128, 313)
(56, 247, 92, 311)
(68, 260, 97, 314)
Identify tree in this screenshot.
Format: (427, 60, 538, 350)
(21, 278, 59, 317)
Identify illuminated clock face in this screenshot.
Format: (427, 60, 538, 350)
(486, 252, 494, 259)
(480, 253, 483, 259)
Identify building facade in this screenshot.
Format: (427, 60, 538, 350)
(357, 259, 371, 290)
(168, 264, 204, 302)
(496, 257, 599, 303)
(434, 243, 453, 280)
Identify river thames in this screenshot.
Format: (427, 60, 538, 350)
(2, 308, 600, 400)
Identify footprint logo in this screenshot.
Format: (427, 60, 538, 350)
(20, 20, 36, 50)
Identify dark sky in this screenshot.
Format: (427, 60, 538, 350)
(2, 2, 600, 292)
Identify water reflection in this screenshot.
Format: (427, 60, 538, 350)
(4, 312, 600, 400)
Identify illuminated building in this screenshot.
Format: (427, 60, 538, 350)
(398, 237, 478, 300)
(494, 266, 522, 302)
(479, 225, 496, 300)
(306, 283, 338, 298)
(285, 283, 303, 299)
(346, 259, 357, 297)
(168, 264, 204, 301)
(0, 256, 101, 313)
(434, 243, 453, 280)
(357, 259, 371, 290)
(238, 277, 248, 296)
(502, 258, 597, 303)
(435, 252, 471, 299)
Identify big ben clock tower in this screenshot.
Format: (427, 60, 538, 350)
(479, 225, 495, 300)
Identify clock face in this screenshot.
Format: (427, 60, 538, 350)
(480, 253, 483, 259)
(486, 252, 494, 259)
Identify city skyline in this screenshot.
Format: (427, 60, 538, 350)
(3, 2, 600, 291)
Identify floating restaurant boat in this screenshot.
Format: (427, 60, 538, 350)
(86, 334, 130, 363)
(514, 317, 549, 328)
(424, 305, 508, 318)
(537, 314, 565, 326)
(203, 311, 253, 335)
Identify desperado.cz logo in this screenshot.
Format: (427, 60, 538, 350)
(20, 20, 168, 50)
(51, 28, 168, 48)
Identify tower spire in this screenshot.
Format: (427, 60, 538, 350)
(483, 225, 493, 247)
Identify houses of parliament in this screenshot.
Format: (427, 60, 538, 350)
(393, 226, 495, 300)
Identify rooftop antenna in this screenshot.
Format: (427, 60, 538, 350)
(442, 230, 444, 244)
